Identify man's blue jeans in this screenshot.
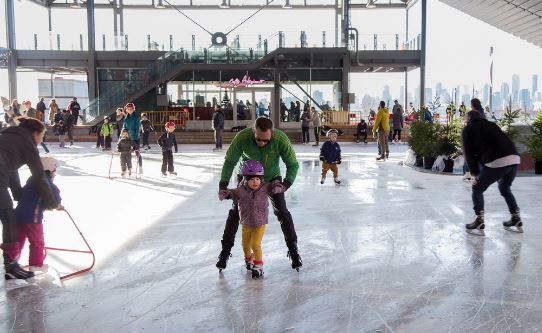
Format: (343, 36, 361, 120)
(472, 164, 519, 215)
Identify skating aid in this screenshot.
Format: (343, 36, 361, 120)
(44, 209, 95, 280)
(108, 151, 115, 179)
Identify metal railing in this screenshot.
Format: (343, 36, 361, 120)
(144, 110, 190, 129)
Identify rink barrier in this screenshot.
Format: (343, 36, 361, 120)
(44, 209, 95, 280)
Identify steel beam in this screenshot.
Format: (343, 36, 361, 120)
(420, 0, 426, 107)
(87, 0, 97, 106)
(6, 0, 17, 100)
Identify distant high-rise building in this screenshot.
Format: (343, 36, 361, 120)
(492, 92, 502, 110)
(482, 83, 490, 105)
(532, 75, 538, 98)
(512, 74, 520, 102)
(435, 82, 443, 98)
(462, 94, 471, 107)
(313, 90, 324, 104)
(382, 85, 392, 105)
(501, 82, 510, 101)
(399, 86, 405, 105)
(425, 88, 433, 104)
(520, 88, 531, 111)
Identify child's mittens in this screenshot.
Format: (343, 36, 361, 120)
(270, 181, 286, 195)
(319, 156, 325, 162)
(337, 159, 342, 164)
(218, 190, 230, 201)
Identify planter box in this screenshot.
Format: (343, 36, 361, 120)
(443, 158, 454, 173)
(415, 156, 423, 167)
(536, 161, 542, 175)
(423, 156, 435, 170)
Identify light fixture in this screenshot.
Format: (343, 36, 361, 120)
(366, 0, 376, 9)
(283, 0, 292, 9)
(155, 0, 166, 8)
(70, 0, 81, 8)
(219, 0, 229, 8)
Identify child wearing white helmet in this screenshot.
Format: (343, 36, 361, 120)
(14, 156, 63, 272)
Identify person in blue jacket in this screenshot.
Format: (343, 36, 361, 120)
(122, 103, 143, 174)
(319, 129, 342, 185)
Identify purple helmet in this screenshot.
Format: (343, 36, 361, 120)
(241, 160, 264, 177)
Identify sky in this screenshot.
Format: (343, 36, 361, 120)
(1, 0, 542, 107)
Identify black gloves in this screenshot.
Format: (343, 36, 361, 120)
(319, 156, 325, 162)
(337, 159, 342, 165)
(282, 180, 292, 191)
(219, 181, 229, 191)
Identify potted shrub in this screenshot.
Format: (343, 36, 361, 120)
(419, 123, 439, 169)
(408, 120, 433, 167)
(525, 111, 542, 174)
(436, 118, 462, 172)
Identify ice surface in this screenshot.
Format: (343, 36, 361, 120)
(1, 142, 541, 333)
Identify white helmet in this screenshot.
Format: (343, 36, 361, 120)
(41, 156, 60, 172)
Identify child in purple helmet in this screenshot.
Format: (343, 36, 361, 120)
(219, 160, 285, 278)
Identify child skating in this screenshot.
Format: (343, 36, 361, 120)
(99, 116, 113, 151)
(14, 157, 63, 272)
(157, 121, 178, 177)
(117, 129, 133, 177)
(219, 160, 285, 278)
(319, 129, 342, 185)
(57, 119, 67, 148)
(140, 113, 154, 150)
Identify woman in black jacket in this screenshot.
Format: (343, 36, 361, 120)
(0, 117, 59, 279)
(462, 107, 522, 234)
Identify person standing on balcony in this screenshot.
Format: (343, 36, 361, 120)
(67, 97, 81, 125)
(212, 105, 225, 151)
(294, 101, 301, 122)
(311, 106, 321, 147)
(373, 101, 390, 161)
(122, 103, 143, 175)
(392, 100, 404, 144)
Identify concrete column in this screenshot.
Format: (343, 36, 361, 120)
(6, 0, 17, 100)
(420, 0, 427, 107)
(87, 0, 97, 105)
(273, 69, 281, 129)
(341, 55, 350, 111)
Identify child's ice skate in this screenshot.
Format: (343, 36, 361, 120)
(466, 213, 485, 236)
(162, 172, 167, 178)
(503, 211, 523, 233)
(121, 171, 126, 178)
(128, 169, 132, 177)
(168, 171, 177, 176)
(334, 177, 341, 185)
(244, 256, 254, 271)
(251, 264, 264, 279)
(320, 176, 325, 184)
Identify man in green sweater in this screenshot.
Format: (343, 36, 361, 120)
(217, 117, 302, 271)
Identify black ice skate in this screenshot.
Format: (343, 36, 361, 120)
(466, 214, 485, 236)
(251, 264, 264, 279)
(244, 255, 254, 271)
(4, 262, 35, 280)
(216, 250, 232, 272)
(503, 212, 523, 233)
(320, 177, 325, 184)
(334, 177, 341, 185)
(169, 171, 177, 176)
(376, 155, 385, 161)
(287, 243, 302, 271)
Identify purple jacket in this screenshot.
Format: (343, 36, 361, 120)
(223, 182, 284, 227)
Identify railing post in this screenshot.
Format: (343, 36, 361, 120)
(34, 34, 38, 50)
(80, 34, 83, 51)
(169, 34, 173, 51)
(147, 35, 151, 50)
(250, 48, 253, 61)
(395, 34, 399, 50)
(279, 31, 284, 48)
(373, 34, 377, 50)
(322, 31, 326, 47)
(125, 34, 128, 50)
(102, 34, 106, 51)
(56, 34, 60, 50)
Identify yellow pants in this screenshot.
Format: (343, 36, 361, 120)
(242, 225, 266, 264)
(321, 162, 339, 178)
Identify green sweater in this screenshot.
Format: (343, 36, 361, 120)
(220, 128, 299, 185)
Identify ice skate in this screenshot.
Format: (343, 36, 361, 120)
(244, 256, 254, 271)
(503, 212, 523, 233)
(463, 171, 471, 181)
(162, 173, 167, 178)
(287, 244, 302, 271)
(320, 176, 325, 184)
(121, 171, 126, 178)
(376, 155, 385, 161)
(312, 143, 319, 147)
(128, 169, 132, 177)
(334, 177, 341, 185)
(251, 264, 264, 279)
(4, 262, 35, 280)
(466, 214, 485, 236)
(216, 250, 232, 272)
(169, 171, 177, 176)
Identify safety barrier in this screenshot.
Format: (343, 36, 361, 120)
(144, 110, 190, 129)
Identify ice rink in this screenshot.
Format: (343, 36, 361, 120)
(1, 141, 541, 333)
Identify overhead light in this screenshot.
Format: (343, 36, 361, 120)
(366, 0, 376, 9)
(155, 0, 165, 8)
(283, 0, 292, 9)
(219, 0, 229, 8)
(70, 0, 81, 8)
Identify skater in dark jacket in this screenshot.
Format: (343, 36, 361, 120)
(158, 121, 178, 177)
(462, 107, 522, 234)
(356, 119, 368, 143)
(140, 113, 154, 150)
(0, 117, 58, 280)
(319, 129, 342, 185)
(117, 129, 133, 177)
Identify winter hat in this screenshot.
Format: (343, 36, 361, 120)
(327, 129, 339, 138)
(41, 156, 60, 173)
(165, 121, 175, 129)
(125, 103, 135, 109)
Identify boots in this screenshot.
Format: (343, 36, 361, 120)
(287, 243, 302, 271)
(466, 212, 485, 236)
(216, 241, 233, 271)
(244, 255, 254, 271)
(251, 264, 264, 279)
(320, 176, 325, 184)
(4, 261, 35, 280)
(503, 210, 523, 233)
